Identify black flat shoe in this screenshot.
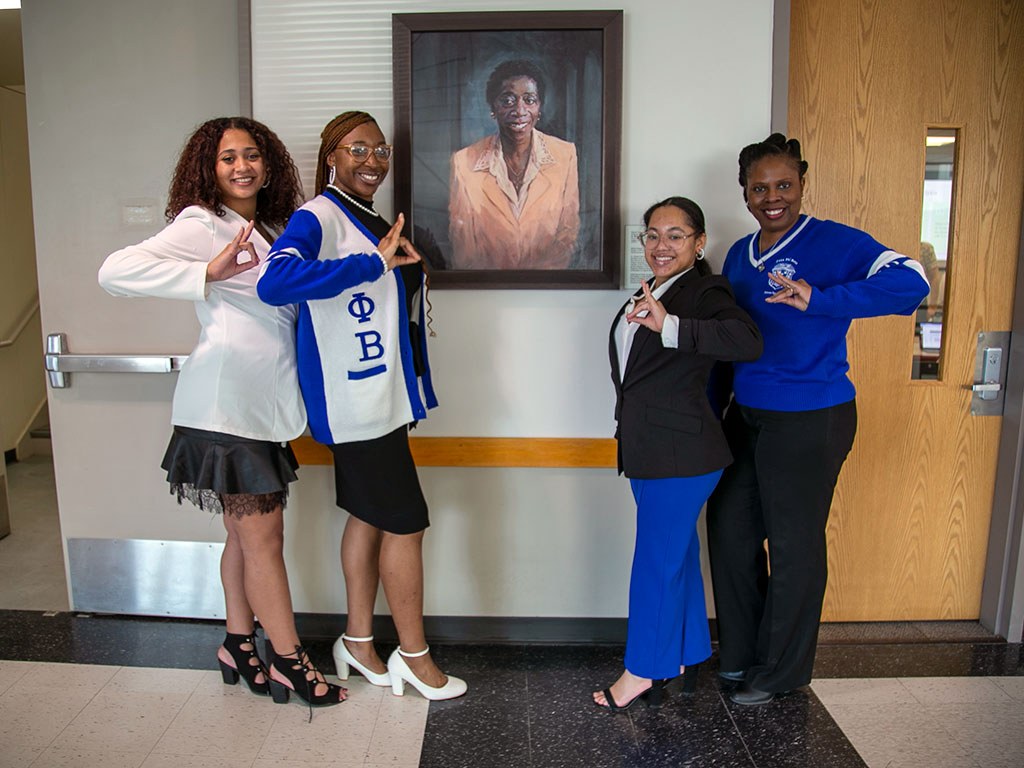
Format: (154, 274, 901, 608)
(596, 678, 668, 712)
(718, 669, 746, 682)
(730, 682, 774, 705)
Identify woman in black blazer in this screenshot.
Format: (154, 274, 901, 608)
(594, 197, 762, 711)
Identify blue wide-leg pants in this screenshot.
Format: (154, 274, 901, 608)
(624, 471, 722, 680)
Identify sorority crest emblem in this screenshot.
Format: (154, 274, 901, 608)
(767, 258, 798, 292)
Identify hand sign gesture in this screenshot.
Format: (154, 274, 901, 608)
(765, 271, 812, 311)
(626, 280, 668, 333)
(206, 221, 260, 283)
(377, 213, 423, 272)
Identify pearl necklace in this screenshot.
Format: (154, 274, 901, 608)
(328, 184, 380, 217)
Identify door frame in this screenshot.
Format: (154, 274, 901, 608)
(771, 0, 1024, 641)
(980, 201, 1024, 643)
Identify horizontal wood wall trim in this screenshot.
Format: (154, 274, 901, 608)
(291, 436, 618, 468)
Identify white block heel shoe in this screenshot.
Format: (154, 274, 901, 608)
(332, 634, 390, 687)
(387, 645, 467, 700)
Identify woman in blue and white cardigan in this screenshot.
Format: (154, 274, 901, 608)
(258, 111, 465, 701)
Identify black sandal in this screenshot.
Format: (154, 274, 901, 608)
(597, 678, 668, 712)
(218, 631, 270, 696)
(270, 645, 346, 720)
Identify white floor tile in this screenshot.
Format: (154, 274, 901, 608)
(924, 702, 1024, 768)
(899, 676, 1013, 704)
(251, 760, 366, 768)
(989, 675, 1024, 701)
(816, 692, 974, 768)
(0, 744, 42, 768)
(141, 754, 254, 768)
(815, 676, 1024, 768)
(812, 677, 918, 712)
(103, 665, 207, 696)
(0, 685, 97, 748)
(255, 701, 375, 763)
(153, 688, 279, 760)
(28, 746, 148, 768)
(364, 694, 429, 763)
(50, 688, 191, 753)
(5, 661, 117, 693)
(0, 660, 31, 695)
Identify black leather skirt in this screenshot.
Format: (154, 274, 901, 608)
(160, 426, 299, 516)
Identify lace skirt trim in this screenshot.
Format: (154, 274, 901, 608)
(160, 426, 299, 517)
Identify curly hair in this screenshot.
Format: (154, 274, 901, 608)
(165, 117, 303, 229)
(485, 59, 547, 107)
(737, 133, 809, 198)
(642, 196, 712, 277)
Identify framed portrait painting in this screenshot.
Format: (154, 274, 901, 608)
(392, 10, 623, 288)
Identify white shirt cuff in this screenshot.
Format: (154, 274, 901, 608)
(661, 314, 680, 348)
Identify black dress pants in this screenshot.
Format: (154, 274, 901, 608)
(707, 399, 857, 692)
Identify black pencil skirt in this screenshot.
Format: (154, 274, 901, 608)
(329, 424, 429, 535)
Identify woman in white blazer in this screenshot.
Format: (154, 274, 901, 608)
(98, 117, 345, 710)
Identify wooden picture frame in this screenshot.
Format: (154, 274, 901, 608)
(392, 10, 623, 288)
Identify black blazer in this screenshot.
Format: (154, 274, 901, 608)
(609, 270, 762, 478)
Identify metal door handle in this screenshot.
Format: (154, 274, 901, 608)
(45, 333, 188, 389)
(967, 383, 1001, 393)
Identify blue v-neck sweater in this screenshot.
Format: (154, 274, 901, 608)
(722, 215, 929, 412)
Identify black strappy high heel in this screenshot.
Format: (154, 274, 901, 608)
(218, 631, 270, 696)
(597, 678, 669, 712)
(269, 645, 346, 721)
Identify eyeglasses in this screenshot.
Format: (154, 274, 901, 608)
(335, 143, 393, 161)
(637, 231, 697, 247)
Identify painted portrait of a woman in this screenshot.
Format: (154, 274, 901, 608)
(448, 59, 581, 270)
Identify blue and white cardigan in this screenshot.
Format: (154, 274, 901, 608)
(257, 193, 437, 445)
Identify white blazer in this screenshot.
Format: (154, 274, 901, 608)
(98, 205, 306, 442)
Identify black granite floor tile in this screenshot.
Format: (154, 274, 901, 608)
(812, 641, 1024, 678)
(0, 610, 175, 666)
(525, 644, 642, 766)
(629, 686, 754, 767)
(724, 686, 867, 767)
(421, 699, 532, 767)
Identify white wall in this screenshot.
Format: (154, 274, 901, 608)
(252, 0, 773, 618)
(25, 0, 772, 620)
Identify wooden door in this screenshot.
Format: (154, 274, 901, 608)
(788, 0, 1024, 620)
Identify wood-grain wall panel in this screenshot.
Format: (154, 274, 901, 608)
(292, 436, 618, 468)
(790, 0, 1024, 620)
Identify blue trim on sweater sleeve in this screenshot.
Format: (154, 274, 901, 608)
(391, 267, 427, 420)
(294, 302, 333, 444)
(258, 208, 384, 305)
(806, 255, 929, 319)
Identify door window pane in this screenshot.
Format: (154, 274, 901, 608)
(913, 128, 956, 380)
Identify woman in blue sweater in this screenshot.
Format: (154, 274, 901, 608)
(707, 134, 930, 705)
